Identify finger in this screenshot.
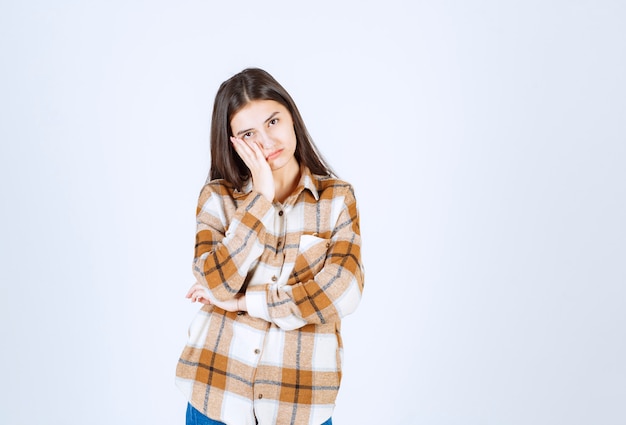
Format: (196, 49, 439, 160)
(186, 282, 206, 299)
(189, 285, 213, 303)
(186, 283, 199, 298)
(231, 136, 258, 150)
(231, 137, 253, 154)
(194, 294, 211, 305)
(240, 138, 263, 154)
(231, 137, 266, 164)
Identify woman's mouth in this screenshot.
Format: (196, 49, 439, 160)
(266, 149, 283, 161)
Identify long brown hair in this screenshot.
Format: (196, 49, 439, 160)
(208, 68, 333, 189)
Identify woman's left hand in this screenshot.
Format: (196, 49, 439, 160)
(186, 282, 245, 312)
(186, 282, 212, 304)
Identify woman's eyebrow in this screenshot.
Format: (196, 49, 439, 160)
(235, 127, 254, 137)
(235, 112, 281, 137)
(264, 111, 280, 124)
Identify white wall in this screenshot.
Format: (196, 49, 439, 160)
(1, 1, 624, 424)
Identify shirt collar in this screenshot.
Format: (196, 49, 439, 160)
(237, 165, 320, 201)
(297, 165, 320, 201)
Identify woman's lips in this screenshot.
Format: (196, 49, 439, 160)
(266, 149, 283, 161)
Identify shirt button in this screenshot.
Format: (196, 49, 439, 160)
(277, 240, 282, 247)
(254, 349, 260, 354)
(258, 394, 263, 399)
(271, 276, 278, 282)
(278, 210, 284, 216)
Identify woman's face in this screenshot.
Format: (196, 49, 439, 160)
(230, 99, 298, 172)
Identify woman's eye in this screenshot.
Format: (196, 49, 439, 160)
(243, 132, 254, 139)
(269, 118, 278, 126)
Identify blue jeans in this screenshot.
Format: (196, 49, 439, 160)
(186, 403, 333, 425)
(186, 403, 226, 424)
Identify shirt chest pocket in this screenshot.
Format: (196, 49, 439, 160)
(289, 234, 331, 283)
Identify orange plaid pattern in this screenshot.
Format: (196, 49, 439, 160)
(176, 166, 364, 424)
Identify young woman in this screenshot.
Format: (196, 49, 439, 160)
(176, 68, 364, 425)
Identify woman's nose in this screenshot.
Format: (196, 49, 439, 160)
(257, 132, 275, 150)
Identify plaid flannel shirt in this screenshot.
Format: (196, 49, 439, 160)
(176, 166, 364, 425)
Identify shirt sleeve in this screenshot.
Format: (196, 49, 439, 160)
(246, 185, 365, 330)
(192, 184, 275, 302)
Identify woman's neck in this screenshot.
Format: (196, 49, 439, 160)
(272, 158, 300, 203)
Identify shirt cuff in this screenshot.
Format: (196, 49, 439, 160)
(245, 286, 271, 322)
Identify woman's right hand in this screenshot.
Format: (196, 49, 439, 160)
(186, 282, 246, 312)
(231, 136, 275, 202)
